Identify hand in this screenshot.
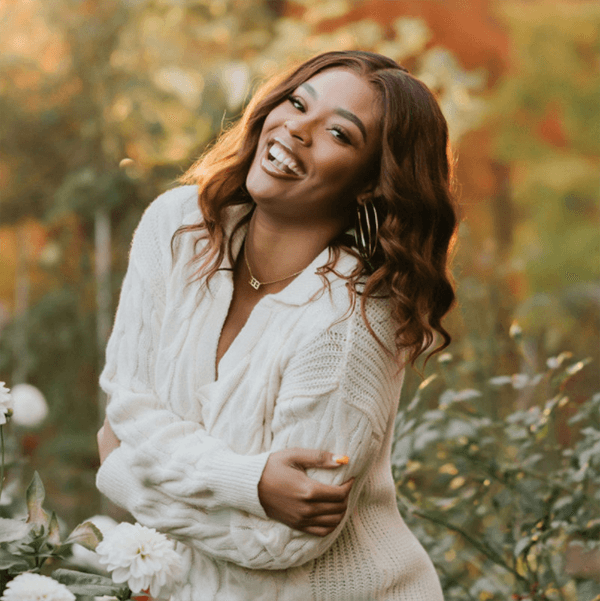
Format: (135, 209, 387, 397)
(258, 448, 354, 537)
(97, 416, 121, 465)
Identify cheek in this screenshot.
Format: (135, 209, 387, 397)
(262, 104, 288, 131)
(313, 151, 368, 193)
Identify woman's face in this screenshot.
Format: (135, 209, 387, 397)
(245, 68, 381, 226)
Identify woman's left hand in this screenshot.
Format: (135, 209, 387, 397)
(97, 416, 121, 464)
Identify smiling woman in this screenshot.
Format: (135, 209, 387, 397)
(96, 51, 457, 601)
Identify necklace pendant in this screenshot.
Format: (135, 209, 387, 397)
(249, 276, 261, 290)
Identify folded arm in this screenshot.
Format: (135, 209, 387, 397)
(99, 304, 401, 569)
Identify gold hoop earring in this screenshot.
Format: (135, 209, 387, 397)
(355, 199, 379, 261)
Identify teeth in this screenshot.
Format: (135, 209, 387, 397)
(268, 142, 304, 176)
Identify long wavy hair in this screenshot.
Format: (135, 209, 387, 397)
(177, 50, 459, 368)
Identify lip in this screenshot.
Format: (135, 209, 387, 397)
(260, 156, 303, 179)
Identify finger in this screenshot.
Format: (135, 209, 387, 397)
(306, 479, 354, 503)
(302, 525, 338, 537)
(302, 513, 345, 528)
(304, 501, 348, 516)
(288, 449, 349, 470)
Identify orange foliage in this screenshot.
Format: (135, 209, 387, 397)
(0, 221, 49, 310)
(304, 0, 509, 82)
(536, 102, 568, 147)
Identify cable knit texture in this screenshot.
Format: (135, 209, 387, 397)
(96, 185, 444, 601)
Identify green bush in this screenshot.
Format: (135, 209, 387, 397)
(393, 348, 599, 600)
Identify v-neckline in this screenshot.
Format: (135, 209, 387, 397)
(213, 238, 271, 381)
(208, 228, 355, 382)
(214, 286, 262, 381)
(213, 245, 299, 381)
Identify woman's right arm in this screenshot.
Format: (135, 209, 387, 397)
(98, 188, 269, 518)
(97, 188, 350, 526)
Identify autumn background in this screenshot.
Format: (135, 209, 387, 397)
(0, 0, 599, 599)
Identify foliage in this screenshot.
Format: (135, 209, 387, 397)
(0, 466, 182, 600)
(394, 342, 599, 600)
(491, 1, 600, 297)
(0, 470, 116, 597)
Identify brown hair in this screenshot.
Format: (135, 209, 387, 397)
(177, 50, 459, 368)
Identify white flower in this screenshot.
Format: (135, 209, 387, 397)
(10, 384, 48, 428)
(0, 572, 75, 601)
(0, 382, 13, 426)
(96, 522, 183, 599)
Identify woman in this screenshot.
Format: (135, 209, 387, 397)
(97, 50, 457, 600)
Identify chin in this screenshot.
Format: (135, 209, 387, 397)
(245, 170, 268, 204)
(245, 162, 282, 205)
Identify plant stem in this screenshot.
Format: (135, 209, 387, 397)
(0, 425, 5, 501)
(413, 508, 528, 583)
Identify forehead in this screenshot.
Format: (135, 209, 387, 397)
(299, 68, 380, 127)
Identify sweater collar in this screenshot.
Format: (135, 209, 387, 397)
(269, 247, 358, 306)
(213, 203, 360, 307)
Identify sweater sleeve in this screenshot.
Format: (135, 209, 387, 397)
(96, 187, 270, 519)
(103, 302, 404, 571)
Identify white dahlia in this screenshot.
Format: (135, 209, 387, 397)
(0, 573, 75, 601)
(95, 522, 183, 599)
(0, 382, 13, 426)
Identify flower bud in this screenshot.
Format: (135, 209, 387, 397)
(509, 321, 523, 340)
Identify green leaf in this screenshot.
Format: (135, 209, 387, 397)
(0, 547, 30, 571)
(65, 521, 103, 551)
(26, 472, 49, 527)
(47, 512, 61, 547)
(0, 518, 30, 543)
(52, 568, 127, 597)
(514, 535, 532, 557)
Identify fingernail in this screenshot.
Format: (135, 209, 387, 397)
(333, 455, 349, 465)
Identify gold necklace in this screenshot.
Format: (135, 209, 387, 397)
(244, 240, 306, 291)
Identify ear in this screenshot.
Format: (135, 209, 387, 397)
(356, 182, 383, 205)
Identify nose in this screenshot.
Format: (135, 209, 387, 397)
(284, 118, 312, 145)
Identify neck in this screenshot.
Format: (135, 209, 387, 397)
(244, 208, 343, 285)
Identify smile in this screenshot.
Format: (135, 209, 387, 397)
(264, 139, 306, 177)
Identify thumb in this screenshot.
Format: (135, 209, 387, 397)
(288, 448, 349, 470)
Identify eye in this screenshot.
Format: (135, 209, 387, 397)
(329, 126, 351, 144)
(287, 95, 306, 112)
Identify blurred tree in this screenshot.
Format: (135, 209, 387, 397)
(488, 0, 600, 375)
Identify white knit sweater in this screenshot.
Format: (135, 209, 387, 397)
(96, 185, 444, 601)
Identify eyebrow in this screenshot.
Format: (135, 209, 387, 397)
(300, 83, 368, 143)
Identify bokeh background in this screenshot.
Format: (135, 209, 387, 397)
(0, 0, 598, 598)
